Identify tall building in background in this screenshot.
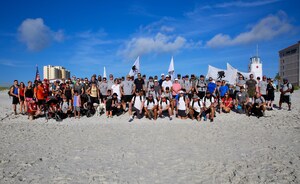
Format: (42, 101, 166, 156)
(248, 56, 262, 79)
(43, 65, 71, 80)
(279, 41, 300, 86)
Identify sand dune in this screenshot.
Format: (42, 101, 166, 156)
(0, 91, 299, 183)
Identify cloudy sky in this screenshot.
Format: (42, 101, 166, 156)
(0, 0, 299, 85)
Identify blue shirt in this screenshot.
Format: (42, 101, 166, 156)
(207, 82, 216, 94)
(219, 85, 229, 97)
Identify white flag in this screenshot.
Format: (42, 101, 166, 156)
(168, 56, 175, 81)
(103, 67, 107, 78)
(206, 65, 226, 80)
(227, 63, 252, 80)
(129, 56, 140, 77)
(226, 63, 238, 85)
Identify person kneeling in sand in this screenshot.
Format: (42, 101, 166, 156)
(220, 92, 233, 113)
(144, 94, 158, 120)
(128, 90, 145, 122)
(202, 91, 216, 122)
(27, 99, 41, 120)
(189, 94, 203, 121)
(158, 95, 173, 120)
(176, 90, 189, 120)
(247, 92, 266, 118)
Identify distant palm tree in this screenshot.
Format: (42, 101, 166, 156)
(274, 72, 281, 91)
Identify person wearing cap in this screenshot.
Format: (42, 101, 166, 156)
(189, 94, 203, 121)
(147, 84, 157, 99)
(196, 75, 207, 99)
(162, 75, 173, 93)
(121, 75, 135, 111)
(266, 78, 276, 110)
(134, 73, 145, 92)
(235, 86, 250, 114)
(202, 91, 216, 122)
(176, 90, 188, 119)
(247, 91, 266, 117)
(279, 78, 293, 111)
(146, 76, 154, 92)
(128, 89, 145, 122)
(207, 77, 217, 96)
(159, 73, 165, 87)
(144, 94, 158, 120)
(158, 95, 172, 120)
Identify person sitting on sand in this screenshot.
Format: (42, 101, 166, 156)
(128, 89, 145, 122)
(158, 95, 172, 120)
(235, 86, 250, 114)
(202, 91, 216, 122)
(61, 95, 72, 118)
(247, 92, 266, 117)
(144, 94, 158, 120)
(189, 94, 203, 121)
(110, 93, 123, 117)
(220, 92, 233, 113)
(27, 99, 40, 120)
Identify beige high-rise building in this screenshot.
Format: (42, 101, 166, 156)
(43, 65, 71, 80)
(279, 41, 300, 86)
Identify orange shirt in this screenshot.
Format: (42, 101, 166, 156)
(34, 85, 45, 100)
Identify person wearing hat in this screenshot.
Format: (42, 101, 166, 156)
(121, 75, 135, 111)
(176, 90, 188, 119)
(159, 73, 165, 87)
(266, 78, 275, 110)
(162, 75, 173, 93)
(128, 89, 145, 122)
(202, 91, 216, 122)
(279, 78, 293, 111)
(158, 94, 172, 120)
(144, 94, 158, 120)
(189, 94, 203, 121)
(207, 77, 217, 97)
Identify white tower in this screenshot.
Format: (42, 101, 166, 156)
(248, 46, 262, 79)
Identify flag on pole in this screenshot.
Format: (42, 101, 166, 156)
(129, 56, 140, 77)
(35, 65, 40, 81)
(103, 66, 107, 78)
(168, 56, 175, 81)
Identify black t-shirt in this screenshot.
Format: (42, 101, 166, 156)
(134, 78, 144, 91)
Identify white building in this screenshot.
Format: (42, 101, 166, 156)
(248, 56, 262, 79)
(43, 65, 71, 80)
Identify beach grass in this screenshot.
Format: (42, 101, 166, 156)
(0, 86, 9, 91)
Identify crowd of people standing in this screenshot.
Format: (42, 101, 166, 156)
(8, 72, 293, 122)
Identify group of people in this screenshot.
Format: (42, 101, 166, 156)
(9, 72, 293, 122)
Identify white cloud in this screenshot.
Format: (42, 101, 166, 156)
(119, 33, 186, 58)
(216, 0, 281, 8)
(206, 12, 293, 48)
(18, 18, 64, 51)
(160, 26, 174, 32)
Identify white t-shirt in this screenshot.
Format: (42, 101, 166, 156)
(111, 84, 121, 100)
(177, 96, 186, 110)
(132, 95, 145, 110)
(144, 99, 157, 109)
(159, 100, 169, 110)
(202, 96, 215, 107)
(162, 80, 173, 91)
(190, 100, 202, 113)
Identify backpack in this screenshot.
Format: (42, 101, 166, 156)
(160, 99, 169, 106)
(8, 85, 15, 97)
(191, 100, 201, 108)
(288, 83, 294, 93)
(132, 95, 143, 105)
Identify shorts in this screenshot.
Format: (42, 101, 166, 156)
(192, 110, 200, 118)
(261, 95, 267, 101)
(37, 99, 45, 106)
(90, 96, 99, 104)
(12, 96, 19, 105)
(122, 95, 133, 103)
(198, 91, 206, 99)
(204, 108, 212, 114)
(280, 95, 291, 104)
(178, 109, 187, 117)
(74, 106, 80, 112)
(20, 96, 25, 102)
(267, 94, 274, 101)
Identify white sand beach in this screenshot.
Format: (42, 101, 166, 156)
(0, 90, 299, 183)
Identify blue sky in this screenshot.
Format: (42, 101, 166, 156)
(0, 0, 299, 86)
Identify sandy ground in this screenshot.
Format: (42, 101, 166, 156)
(0, 91, 299, 183)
